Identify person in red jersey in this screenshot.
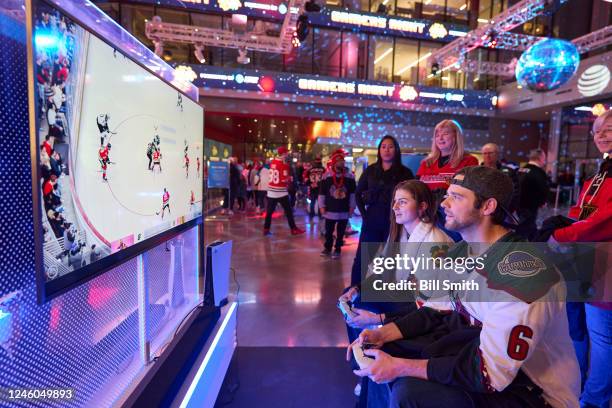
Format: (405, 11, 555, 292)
(152, 148, 162, 173)
(548, 109, 612, 408)
(98, 143, 111, 181)
(263, 146, 305, 236)
(417, 120, 478, 241)
(158, 188, 170, 218)
(417, 119, 478, 194)
(184, 153, 190, 178)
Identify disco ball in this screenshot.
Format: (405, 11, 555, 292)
(515, 38, 580, 92)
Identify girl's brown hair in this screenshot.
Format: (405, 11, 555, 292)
(388, 180, 437, 242)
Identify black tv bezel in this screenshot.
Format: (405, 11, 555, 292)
(25, 0, 205, 303)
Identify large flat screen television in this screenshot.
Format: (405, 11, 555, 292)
(28, 0, 204, 302)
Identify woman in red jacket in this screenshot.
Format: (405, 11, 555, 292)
(551, 109, 611, 408)
(417, 119, 478, 241)
(417, 119, 478, 193)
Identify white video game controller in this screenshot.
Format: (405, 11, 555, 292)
(338, 299, 358, 320)
(352, 343, 375, 370)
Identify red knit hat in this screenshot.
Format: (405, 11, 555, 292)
(277, 146, 288, 155)
(329, 149, 346, 166)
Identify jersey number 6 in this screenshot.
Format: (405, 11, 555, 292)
(507, 325, 533, 361)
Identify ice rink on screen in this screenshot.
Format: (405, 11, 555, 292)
(73, 34, 203, 244)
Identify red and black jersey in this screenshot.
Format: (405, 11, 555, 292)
(417, 154, 478, 191)
(268, 158, 291, 193)
(307, 166, 325, 189)
(98, 146, 109, 162)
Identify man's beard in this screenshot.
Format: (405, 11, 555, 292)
(444, 208, 480, 232)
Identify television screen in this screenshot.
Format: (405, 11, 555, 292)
(30, 1, 204, 301)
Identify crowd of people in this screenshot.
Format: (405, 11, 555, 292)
(35, 9, 92, 271)
(219, 114, 609, 408)
(331, 116, 611, 408)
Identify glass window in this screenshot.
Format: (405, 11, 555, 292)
(120, 5, 154, 47)
(156, 9, 189, 25)
(440, 70, 466, 89)
(422, 0, 446, 21)
(370, 0, 394, 15)
(313, 29, 342, 77)
(395, 0, 417, 18)
(417, 41, 441, 85)
(368, 36, 393, 82)
(252, 50, 283, 72)
(341, 32, 368, 79)
(285, 29, 314, 74)
(446, 0, 468, 24)
(478, 0, 492, 25)
(393, 38, 419, 83)
(207, 46, 225, 67)
(190, 13, 223, 29)
(343, 0, 369, 11)
(97, 3, 119, 21)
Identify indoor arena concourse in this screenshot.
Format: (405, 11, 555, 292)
(0, 0, 611, 407)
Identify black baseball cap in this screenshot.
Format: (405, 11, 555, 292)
(450, 166, 517, 224)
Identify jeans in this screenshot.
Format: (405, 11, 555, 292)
(567, 302, 589, 387)
(324, 218, 348, 251)
(581, 304, 612, 408)
(264, 195, 297, 230)
(309, 188, 319, 216)
(350, 210, 390, 286)
(367, 376, 544, 408)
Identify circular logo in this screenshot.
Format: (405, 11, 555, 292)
(578, 64, 610, 97)
(428, 23, 448, 40)
(398, 85, 418, 101)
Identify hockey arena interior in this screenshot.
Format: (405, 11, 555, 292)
(0, 0, 611, 406)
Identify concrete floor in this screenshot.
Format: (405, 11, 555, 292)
(204, 206, 360, 348)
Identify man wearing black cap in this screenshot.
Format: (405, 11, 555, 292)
(350, 166, 579, 408)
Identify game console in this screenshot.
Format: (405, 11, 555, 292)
(337, 299, 357, 320)
(352, 343, 375, 370)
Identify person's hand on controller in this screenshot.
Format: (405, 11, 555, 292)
(352, 349, 401, 384)
(339, 286, 359, 303)
(347, 308, 383, 329)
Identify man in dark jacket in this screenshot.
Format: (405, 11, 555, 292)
(318, 150, 356, 259)
(516, 149, 549, 240)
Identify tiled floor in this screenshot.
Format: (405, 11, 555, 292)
(204, 206, 361, 348)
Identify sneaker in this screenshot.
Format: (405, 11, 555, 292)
(290, 227, 305, 235)
(263, 228, 271, 236)
(332, 249, 341, 259)
(354, 382, 361, 397)
(320, 249, 331, 257)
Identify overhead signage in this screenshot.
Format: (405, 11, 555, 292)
(130, 0, 467, 42)
(310, 8, 468, 41)
(178, 64, 496, 110)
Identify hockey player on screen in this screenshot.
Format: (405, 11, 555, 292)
(151, 148, 162, 173)
(99, 143, 111, 181)
(184, 153, 190, 178)
(190, 190, 195, 209)
(96, 114, 116, 146)
(146, 142, 154, 170)
(156, 188, 171, 219)
(196, 157, 201, 178)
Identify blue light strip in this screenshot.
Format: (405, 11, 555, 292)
(179, 301, 237, 408)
